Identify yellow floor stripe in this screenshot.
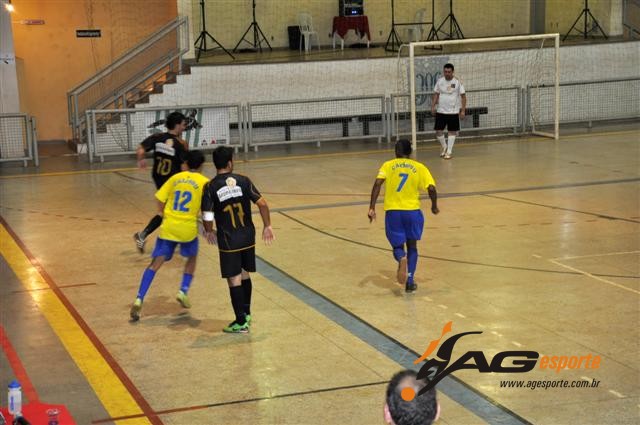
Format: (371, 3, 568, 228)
(0, 223, 152, 425)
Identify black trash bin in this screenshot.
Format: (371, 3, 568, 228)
(288, 25, 303, 50)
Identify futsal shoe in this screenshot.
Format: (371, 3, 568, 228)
(176, 291, 191, 309)
(405, 282, 418, 293)
(444, 153, 452, 160)
(440, 147, 447, 157)
(133, 232, 146, 253)
(245, 314, 252, 326)
(130, 298, 143, 321)
(397, 257, 408, 285)
(223, 320, 249, 333)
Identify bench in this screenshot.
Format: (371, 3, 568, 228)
(230, 107, 488, 142)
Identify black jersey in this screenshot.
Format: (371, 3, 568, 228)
(202, 173, 263, 251)
(140, 132, 188, 188)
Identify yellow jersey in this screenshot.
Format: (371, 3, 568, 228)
(155, 171, 210, 242)
(377, 158, 436, 211)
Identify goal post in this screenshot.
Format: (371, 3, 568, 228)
(407, 34, 560, 152)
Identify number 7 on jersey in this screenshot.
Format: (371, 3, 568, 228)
(396, 173, 409, 192)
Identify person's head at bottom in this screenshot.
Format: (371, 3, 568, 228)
(384, 370, 440, 425)
(395, 139, 412, 159)
(212, 145, 234, 172)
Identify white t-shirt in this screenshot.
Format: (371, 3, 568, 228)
(434, 76, 465, 114)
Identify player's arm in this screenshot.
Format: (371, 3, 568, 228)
(256, 198, 275, 245)
(137, 134, 159, 169)
(154, 177, 173, 217)
(368, 178, 385, 223)
(428, 185, 439, 215)
(200, 183, 217, 245)
(431, 92, 439, 115)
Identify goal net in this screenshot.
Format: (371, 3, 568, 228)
(398, 34, 559, 149)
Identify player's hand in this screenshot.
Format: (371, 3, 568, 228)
(262, 226, 275, 245)
(205, 230, 218, 245)
(368, 208, 376, 223)
(459, 110, 466, 120)
(137, 158, 146, 169)
(431, 205, 440, 215)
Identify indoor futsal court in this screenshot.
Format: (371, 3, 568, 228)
(1, 0, 639, 424)
(1, 125, 638, 424)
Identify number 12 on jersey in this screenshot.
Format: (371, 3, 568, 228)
(173, 190, 192, 212)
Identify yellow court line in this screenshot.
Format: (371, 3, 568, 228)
(1, 128, 638, 179)
(0, 222, 153, 425)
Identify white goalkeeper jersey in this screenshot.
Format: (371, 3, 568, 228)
(435, 76, 465, 114)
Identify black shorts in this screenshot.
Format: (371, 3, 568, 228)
(153, 175, 170, 189)
(434, 113, 460, 132)
(219, 246, 256, 278)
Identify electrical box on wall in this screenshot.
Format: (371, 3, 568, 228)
(339, 0, 364, 17)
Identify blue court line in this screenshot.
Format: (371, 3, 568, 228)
(256, 256, 533, 425)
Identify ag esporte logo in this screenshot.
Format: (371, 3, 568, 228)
(402, 322, 602, 401)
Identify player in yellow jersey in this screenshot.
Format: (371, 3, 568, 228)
(368, 139, 439, 292)
(130, 150, 209, 321)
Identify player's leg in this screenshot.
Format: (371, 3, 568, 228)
(133, 215, 162, 253)
(444, 114, 460, 159)
(405, 240, 418, 292)
(240, 269, 253, 324)
(133, 177, 167, 252)
(130, 241, 172, 321)
(434, 113, 447, 157)
(239, 248, 257, 325)
(386, 211, 408, 285)
(176, 238, 198, 308)
(220, 251, 249, 333)
(404, 210, 424, 292)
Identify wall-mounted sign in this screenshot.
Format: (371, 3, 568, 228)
(76, 29, 101, 38)
(21, 19, 45, 25)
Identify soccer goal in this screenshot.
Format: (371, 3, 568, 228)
(404, 34, 559, 150)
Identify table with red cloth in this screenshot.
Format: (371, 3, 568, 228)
(332, 16, 371, 49)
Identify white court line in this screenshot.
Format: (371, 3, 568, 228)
(512, 341, 523, 347)
(548, 259, 640, 295)
(454, 313, 466, 318)
(438, 304, 448, 310)
(552, 250, 640, 261)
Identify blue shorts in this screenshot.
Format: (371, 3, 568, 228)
(151, 237, 199, 261)
(385, 210, 424, 247)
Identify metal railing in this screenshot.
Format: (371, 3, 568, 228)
(68, 17, 189, 143)
(83, 78, 639, 162)
(527, 77, 640, 127)
(86, 104, 243, 162)
(0, 114, 38, 167)
(247, 95, 386, 149)
(390, 87, 523, 141)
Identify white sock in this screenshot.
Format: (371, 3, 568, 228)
(447, 135, 456, 154)
(437, 134, 446, 150)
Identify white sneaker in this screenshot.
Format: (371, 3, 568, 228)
(444, 153, 452, 160)
(440, 147, 446, 158)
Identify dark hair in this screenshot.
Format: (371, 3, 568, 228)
(386, 370, 437, 425)
(443, 63, 454, 71)
(395, 139, 412, 157)
(212, 146, 234, 170)
(165, 111, 187, 130)
(186, 150, 205, 170)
